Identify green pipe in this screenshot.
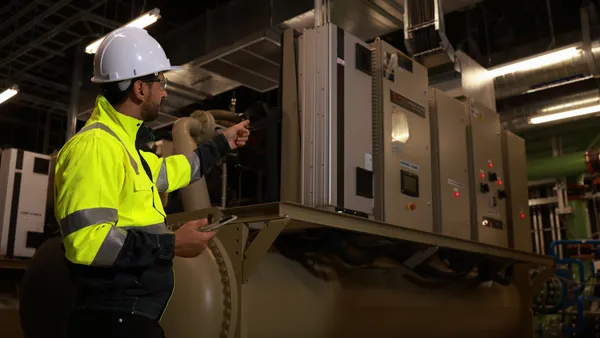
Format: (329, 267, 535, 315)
(527, 151, 587, 181)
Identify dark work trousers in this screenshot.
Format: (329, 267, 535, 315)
(67, 309, 165, 338)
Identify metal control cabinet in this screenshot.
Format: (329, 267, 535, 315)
(0, 149, 51, 258)
(298, 23, 374, 216)
(429, 88, 471, 240)
(371, 39, 433, 231)
(466, 99, 508, 247)
(502, 131, 533, 252)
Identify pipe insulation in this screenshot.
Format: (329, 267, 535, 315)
(171, 117, 213, 211)
(527, 152, 587, 181)
(494, 41, 600, 100)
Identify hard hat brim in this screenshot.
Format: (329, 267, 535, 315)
(90, 65, 184, 83)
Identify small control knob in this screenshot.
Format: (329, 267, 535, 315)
(407, 203, 417, 211)
(490, 195, 498, 207)
(480, 182, 489, 193)
(498, 190, 506, 199)
(488, 172, 498, 182)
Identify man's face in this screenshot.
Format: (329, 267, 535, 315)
(140, 73, 168, 122)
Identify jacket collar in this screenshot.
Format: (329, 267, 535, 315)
(86, 95, 143, 142)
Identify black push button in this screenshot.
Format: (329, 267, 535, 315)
(480, 182, 489, 193)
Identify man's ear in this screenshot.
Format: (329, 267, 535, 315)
(131, 80, 146, 101)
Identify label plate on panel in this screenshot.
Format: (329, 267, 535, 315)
(447, 178, 464, 189)
(390, 89, 425, 119)
(400, 160, 420, 172)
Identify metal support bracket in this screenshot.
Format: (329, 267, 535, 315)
(531, 265, 557, 295)
(403, 246, 439, 269)
(242, 217, 288, 283)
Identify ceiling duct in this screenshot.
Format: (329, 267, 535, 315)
(403, 0, 455, 68)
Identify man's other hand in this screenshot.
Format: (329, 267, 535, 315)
(174, 219, 218, 258)
(222, 120, 251, 150)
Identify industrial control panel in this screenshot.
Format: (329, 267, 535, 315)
(371, 39, 433, 232)
(502, 130, 533, 252)
(466, 99, 508, 247)
(429, 88, 471, 240)
(298, 23, 374, 216)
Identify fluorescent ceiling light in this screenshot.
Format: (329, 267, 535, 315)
(488, 46, 582, 78)
(85, 8, 161, 54)
(529, 104, 600, 124)
(540, 96, 600, 113)
(0, 85, 19, 105)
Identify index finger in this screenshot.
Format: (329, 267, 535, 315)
(237, 120, 250, 128)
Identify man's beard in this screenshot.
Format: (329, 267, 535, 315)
(140, 99, 161, 122)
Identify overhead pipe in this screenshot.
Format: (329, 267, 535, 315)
(527, 152, 588, 181)
(499, 79, 600, 128)
(494, 41, 600, 100)
(171, 117, 213, 211)
(526, 149, 600, 181)
(66, 42, 85, 141)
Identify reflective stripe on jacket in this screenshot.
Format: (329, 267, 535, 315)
(53, 94, 231, 319)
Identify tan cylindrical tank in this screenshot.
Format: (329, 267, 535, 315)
(161, 245, 525, 338)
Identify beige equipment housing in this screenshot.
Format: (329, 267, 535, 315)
(297, 22, 374, 217)
(429, 88, 471, 240)
(371, 39, 433, 232)
(466, 98, 508, 247)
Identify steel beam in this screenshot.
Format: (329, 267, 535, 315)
(0, 0, 45, 34)
(20, 74, 70, 92)
(14, 38, 83, 78)
(0, 0, 72, 51)
(66, 42, 84, 141)
(83, 12, 121, 30)
(18, 93, 68, 111)
(0, 114, 37, 129)
(223, 202, 555, 266)
(0, 1, 107, 73)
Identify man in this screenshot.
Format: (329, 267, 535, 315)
(53, 27, 250, 338)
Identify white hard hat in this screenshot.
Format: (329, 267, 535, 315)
(91, 27, 181, 84)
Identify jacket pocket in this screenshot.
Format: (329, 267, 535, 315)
(133, 175, 154, 212)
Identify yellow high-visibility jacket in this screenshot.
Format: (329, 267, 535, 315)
(53, 95, 230, 319)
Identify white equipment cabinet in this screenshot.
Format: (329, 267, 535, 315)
(0, 148, 51, 258)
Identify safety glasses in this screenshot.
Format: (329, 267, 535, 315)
(141, 76, 168, 91)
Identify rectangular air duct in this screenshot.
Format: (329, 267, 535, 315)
(403, 0, 455, 68)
